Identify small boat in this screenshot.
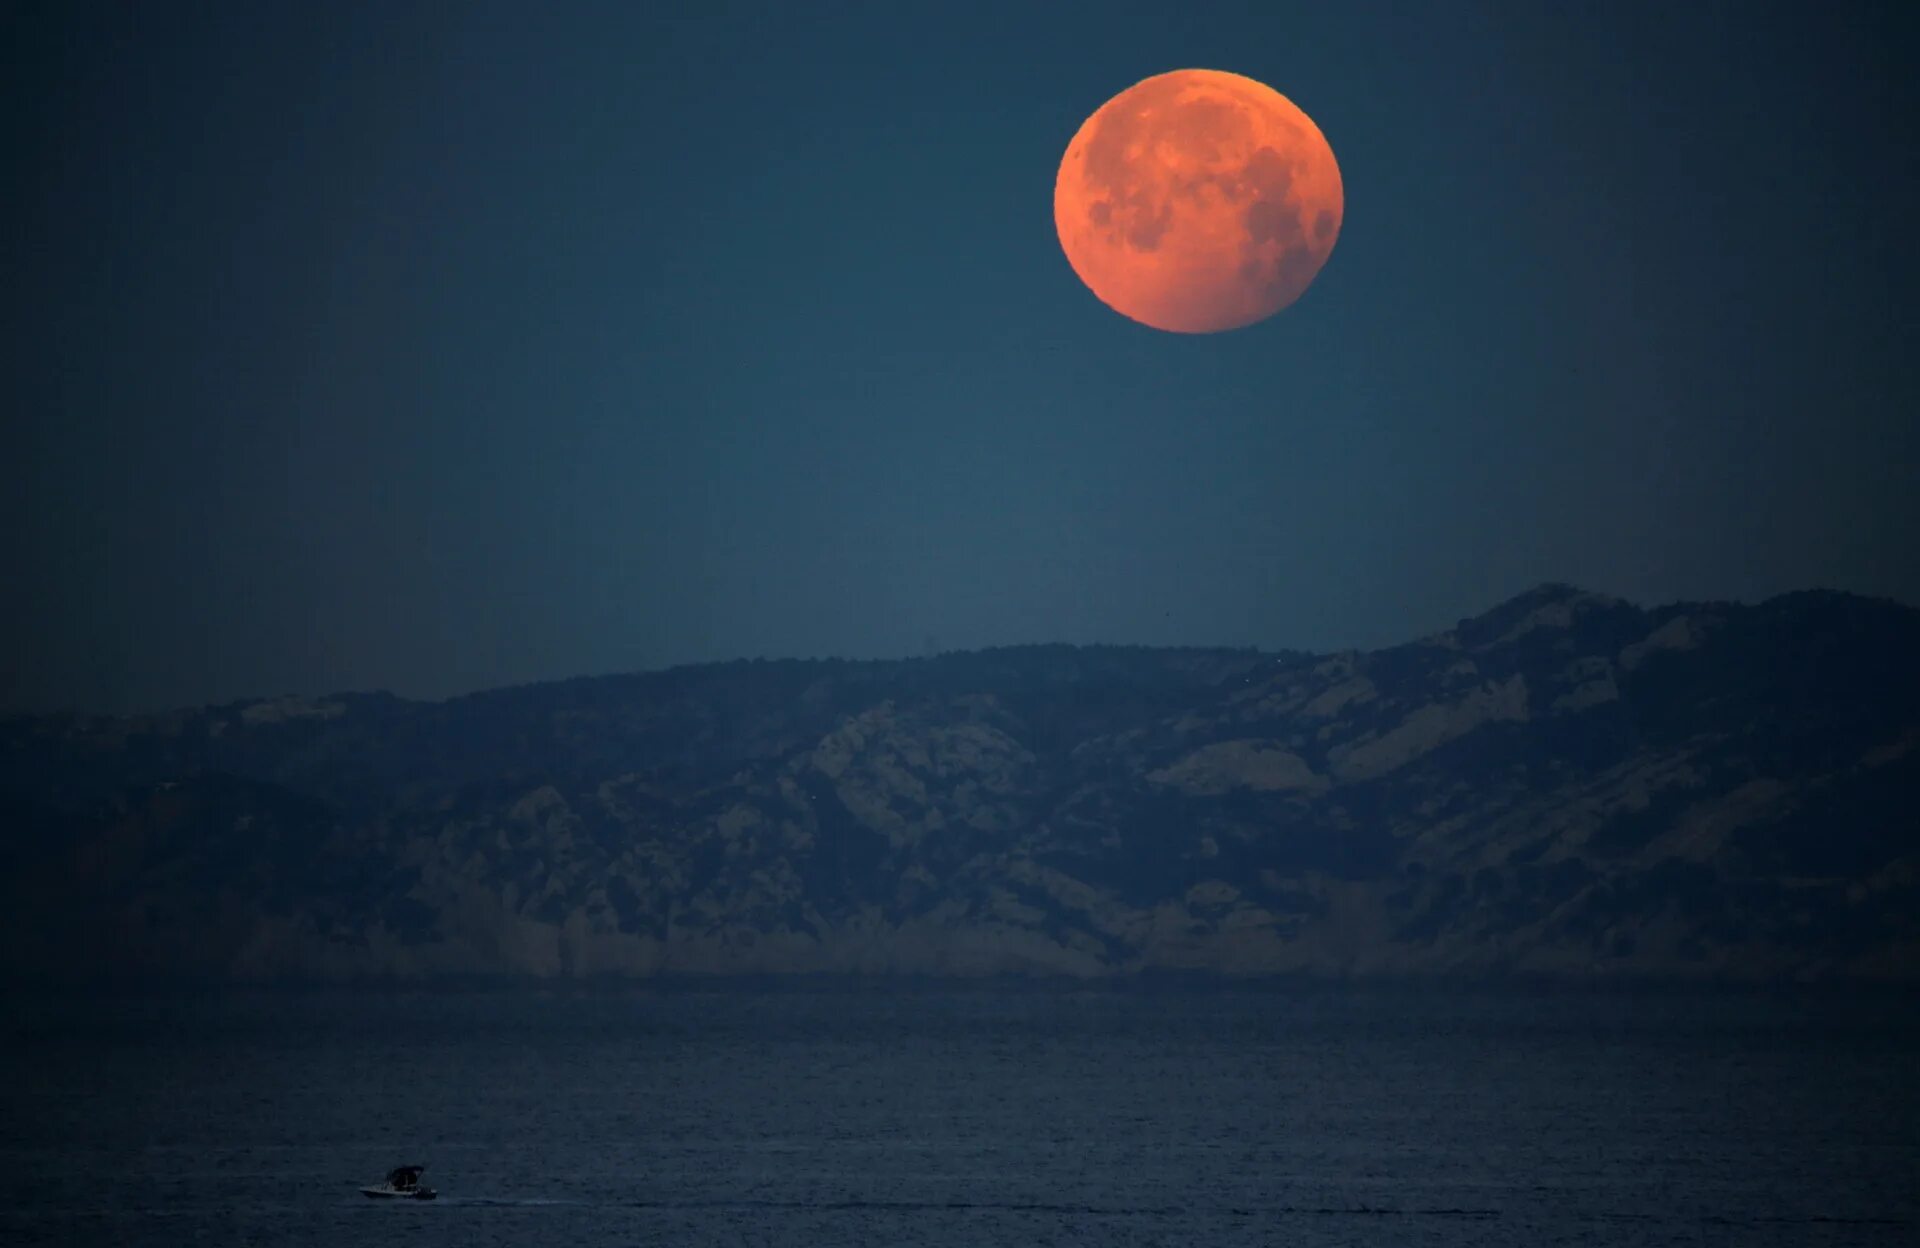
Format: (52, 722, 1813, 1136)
(361, 1165, 436, 1200)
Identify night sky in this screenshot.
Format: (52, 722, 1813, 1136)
(5, 1, 1915, 714)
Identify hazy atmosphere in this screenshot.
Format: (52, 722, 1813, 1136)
(6, 1, 1915, 713)
(5, 5, 1918, 1245)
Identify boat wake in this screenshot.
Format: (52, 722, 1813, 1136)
(428, 1196, 1502, 1218)
(405, 1197, 1914, 1229)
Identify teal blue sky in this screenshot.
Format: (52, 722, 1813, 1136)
(4, 1, 1915, 712)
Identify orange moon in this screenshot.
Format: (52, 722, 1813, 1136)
(1054, 69, 1344, 333)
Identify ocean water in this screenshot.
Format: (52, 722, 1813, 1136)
(1, 987, 1915, 1246)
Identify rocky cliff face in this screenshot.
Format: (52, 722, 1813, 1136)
(3, 585, 1916, 982)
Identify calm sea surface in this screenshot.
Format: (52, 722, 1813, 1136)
(2, 987, 1915, 1246)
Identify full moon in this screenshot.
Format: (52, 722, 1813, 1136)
(1054, 69, 1343, 334)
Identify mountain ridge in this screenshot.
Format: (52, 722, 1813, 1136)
(4, 585, 1916, 983)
